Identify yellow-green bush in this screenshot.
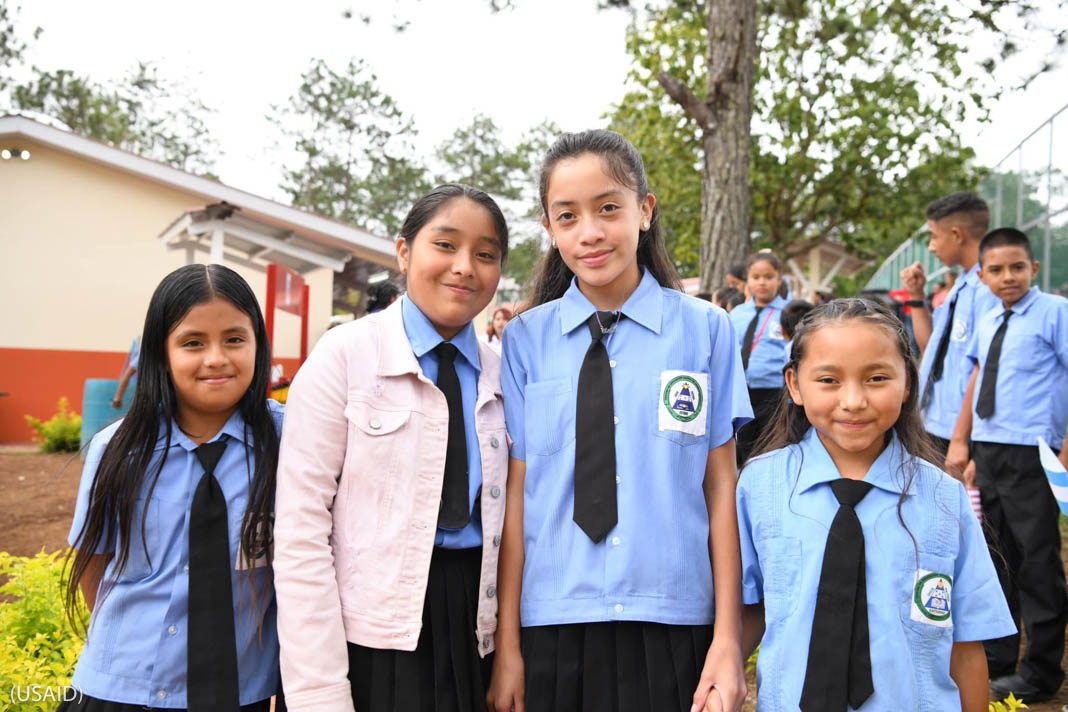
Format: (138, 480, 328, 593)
(0, 550, 84, 712)
(24, 398, 81, 453)
(990, 694, 1027, 711)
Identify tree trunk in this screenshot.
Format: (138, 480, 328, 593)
(657, 0, 757, 292)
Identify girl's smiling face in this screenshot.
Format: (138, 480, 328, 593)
(541, 153, 654, 309)
(786, 320, 910, 477)
(396, 197, 503, 340)
(167, 297, 256, 429)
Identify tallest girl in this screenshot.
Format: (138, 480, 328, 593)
(489, 130, 752, 712)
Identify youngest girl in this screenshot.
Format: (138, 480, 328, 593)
(737, 298, 1014, 711)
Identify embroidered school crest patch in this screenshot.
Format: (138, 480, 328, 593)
(910, 570, 953, 627)
(951, 317, 968, 342)
(659, 371, 707, 435)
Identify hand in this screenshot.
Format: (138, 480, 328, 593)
(486, 645, 525, 712)
(900, 261, 927, 300)
(692, 640, 747, 712)
(111, 397, 123, 409)
(962, 460, 976, 488)
(944, 439, 969, 480)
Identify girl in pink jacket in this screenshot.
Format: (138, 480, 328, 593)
(274, 184, 511, 712)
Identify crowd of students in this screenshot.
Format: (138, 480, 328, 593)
(59, 129, 1068, 712)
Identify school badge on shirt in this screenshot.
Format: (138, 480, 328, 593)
(910, 569, 953, 627)
(659, 371, 707, 436)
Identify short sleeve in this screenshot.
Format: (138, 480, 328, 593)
(67, 428, 116, 553)
(950, 481, 1016, 642)
(500, 321, 528, 462)
(1048, 299, 1068, 371)
(736, 474, 763, 605)
(129, 337, 140, 371)
(707, 308, 754, 449)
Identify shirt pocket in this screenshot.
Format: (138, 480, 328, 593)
(757, 536, 802, 623)
(900, 552, 955, 639)
(341, 401, 411, 551)
(1003, 332, 1044, 373)
(652, 374, 708, 447)
(523, 378, 575, 456)
(115, 497, 159, 582)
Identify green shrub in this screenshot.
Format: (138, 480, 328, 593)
(24, 398, 81, 453)
(0, 550, 84, 711)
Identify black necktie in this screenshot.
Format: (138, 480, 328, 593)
(188, 439, 240, 712)
(741, 306, 765, 372)
(574, 311, 619, 543)
(435, 342, 470, 529)
(976, 309, 1013, 419)
(921, 294, 959, 409)
(800, 478, 875, 712)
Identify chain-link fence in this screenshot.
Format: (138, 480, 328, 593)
(865, 102, 1068, 294)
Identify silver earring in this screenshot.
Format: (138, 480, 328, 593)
(551, 240, 557, 249)
(642, 222, 649, 230)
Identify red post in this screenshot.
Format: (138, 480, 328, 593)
(300, 283, 310, 367)
(265, 263, 277, 351)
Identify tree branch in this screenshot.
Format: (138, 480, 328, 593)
(656, 71, 712, 130)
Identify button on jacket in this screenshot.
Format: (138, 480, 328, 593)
(729, 295, 790, 388)
(67, 402, 285, 708)
(274, 299, 508, 712)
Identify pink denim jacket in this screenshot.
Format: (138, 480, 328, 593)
(274, 301, 508, 711)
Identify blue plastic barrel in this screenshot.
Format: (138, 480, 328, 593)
(80, 377, 136, 450)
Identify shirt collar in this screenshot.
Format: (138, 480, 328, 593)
(1004, 286, 1040, 317)
(154, 407, 250, 452)
(401, 294, 481, 372)
(558, 268, 664, 336)
(795, 426, 917, 497)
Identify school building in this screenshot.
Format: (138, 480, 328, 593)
(0, 114, 397, 443)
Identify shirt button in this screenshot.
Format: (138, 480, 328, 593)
(611, 536, 620, 547)
(156, 690, 167, 700)
(614, 604, 624, 613)
(615, 476, 621, 484)
(613, 416, 619, 425)
(490, 486, 501, 498)
(183, 564, 190, 573)
(487, 585, 497, 598)
(493, 534, 501, 547)
(490, 436, 500, 449)
(609, 360, 617, 368)
(167, 625, 177, 636)
(369, 418, 382, 430)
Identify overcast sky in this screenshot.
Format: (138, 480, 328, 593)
(14, 0, 1068, 204)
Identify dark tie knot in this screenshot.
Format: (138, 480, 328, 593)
(435, 341, 459, 363)
(1002, 309, 1014, 320)
(830, 478, 873, 507)
(193, 439, 228, 477)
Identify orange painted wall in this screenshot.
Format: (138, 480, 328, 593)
(0, 347, 301, 443)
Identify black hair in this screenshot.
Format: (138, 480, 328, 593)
(925, 191, 990, 239)
(814, 289, 834, 305)
(525, 129, 681, 308)
(746, 251, 783, 277)
(728, 262, 748, 282)
(65, 264, 280, 632)
(724, 289, 746, 311)
(364, 281, 401, 313)
(979, 226, 1034, 263)
(694, 291, 713, 302)
(779, 299, 814, 341)
(399, 183, 510, 264)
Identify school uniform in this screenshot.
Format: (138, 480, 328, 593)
(274, 296, 507, 712)
(728, 295, 789, 464)
(965, 286, 1068, 689)
(63, 401, 286, 711)
(501, 268, 752, 711)
(917, 263, 999, 454)
(737, 428, 1015, 711)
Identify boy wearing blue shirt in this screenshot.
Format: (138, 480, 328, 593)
(956, 227, 1068, 703)
(900, 192, 999, 470)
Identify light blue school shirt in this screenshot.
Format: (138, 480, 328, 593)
(729, 295, 789, 389)
(917, 263, 1000, 440)
(966, 287, 1068, 450)
(67, 401, 285, 708)
(401, 295, 484, 549)
(738, 427, 1015, 711)
(501, 269, 752, 627)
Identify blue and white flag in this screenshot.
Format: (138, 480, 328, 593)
(1038, 437, 1068, 517)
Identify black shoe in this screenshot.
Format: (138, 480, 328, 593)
(990, 673, 1058, 704)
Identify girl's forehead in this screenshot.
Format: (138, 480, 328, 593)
(547, 154, 634, 197)
(802, 320, 900, 361)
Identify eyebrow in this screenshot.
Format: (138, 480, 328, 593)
(173, 326, 251, 338)
(549, 189, 626, 211)
(430, 225, 502, 246)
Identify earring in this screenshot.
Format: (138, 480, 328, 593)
(642, 221, 649, 230)
(551, 240, 557, 249)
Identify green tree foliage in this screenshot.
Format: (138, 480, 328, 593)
(0, 1, 38, 93)
(609, 0, 997, 277)
(435, 114, 531, 200)
(271, 58, 429, 236)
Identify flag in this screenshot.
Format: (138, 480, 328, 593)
(1038, 437, 1068, 517)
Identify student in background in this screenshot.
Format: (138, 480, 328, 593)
(726, 262, 747, 294)
(111, 336, 140, 409)
(364, 281, 401, 315)
(779, 299, 814, 343)
(63, 264, 284, 712)
(729, 252, 790, 466)
(951, 228, 1068, 703)
(484, 304, 514, 352)
(738, 298, 1014, 712)
(899, 192, 997, 467)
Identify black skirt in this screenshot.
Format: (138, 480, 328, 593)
(737, 386, 783, 466)
(347, 546, 492, 712)
(521, 621, 714, 712)
(56, 694, 271, 711)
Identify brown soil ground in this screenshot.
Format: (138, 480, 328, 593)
(1, 450, 1067, 710)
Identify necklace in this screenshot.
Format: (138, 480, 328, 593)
(594, 310, 621, 335)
